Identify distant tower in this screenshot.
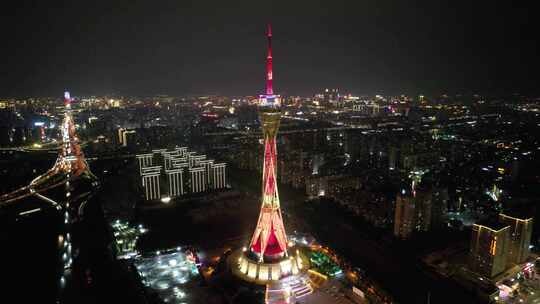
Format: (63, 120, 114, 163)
(64, 91, 71, 109)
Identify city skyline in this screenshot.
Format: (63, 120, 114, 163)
(1, 1, 539, 97)
(2, 3, 540, 304)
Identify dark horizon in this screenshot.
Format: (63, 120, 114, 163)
(1, 1, 539, 98)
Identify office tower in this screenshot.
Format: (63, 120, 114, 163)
(469, 221, 510, 278)
(499, 213, 533, 265)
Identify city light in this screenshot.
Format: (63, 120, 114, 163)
(0, 6, 538, 304)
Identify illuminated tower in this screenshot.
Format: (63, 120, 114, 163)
(64, 91, 72, 109)
(249, 24, 288, 260)
(233, 25, 305, 285)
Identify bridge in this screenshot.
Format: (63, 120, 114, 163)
(0, 92, 100, 300)
(0, 93, 97, 210)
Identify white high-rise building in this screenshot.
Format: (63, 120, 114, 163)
(136, 147, 227, 201)
(141, 166, 162, 201)
(198, 159, 214, 185)
(212, 163, 226, 189)
(121, 130, 137, 147)
(189, 167, 206, 193)
(137, 154, 153, 172)
(165, 168, 184, 197)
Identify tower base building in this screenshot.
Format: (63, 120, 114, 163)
(230, 247, 306, 284)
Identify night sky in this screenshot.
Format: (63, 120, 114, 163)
(1, 1, 538, 97)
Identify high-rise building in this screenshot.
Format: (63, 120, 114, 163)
(469, 221, 510, 278)
(141, 166, 162, 200)
(211, 163, 227, 189)
(414, 188, 432, 232)
(137, 147, 227, 200)
(305, 175, 361, 199)
(323, 88, 339, 107)
(118, 128, 136, 146)
(165, 168, 184, 197)
(431, 186, 449, 229)
(189, 167, 206, 193)
(499, 213, 533, 265)
(394, 190, 415, 239)
(117, 128, 125, 144)
(394, 187, 432, 239)
(121, 130, 137, 147)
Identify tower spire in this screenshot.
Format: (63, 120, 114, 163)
(266, 23, 273, 95)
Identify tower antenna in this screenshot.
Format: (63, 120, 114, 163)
(266, 23, 273, 95)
